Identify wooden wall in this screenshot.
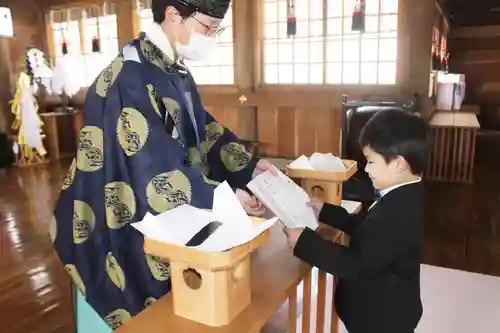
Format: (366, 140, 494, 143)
(450, 25, 500, 130)
(0, 0, 439, 158)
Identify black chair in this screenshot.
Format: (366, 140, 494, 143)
(0, 133, 14, 169)
(339, 95, 418, 205)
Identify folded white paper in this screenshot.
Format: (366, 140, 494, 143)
(131, 181, 277, 253)
(247, 167, 319, 230)
(289, 153, 346, 172)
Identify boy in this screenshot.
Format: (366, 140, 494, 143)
(284, 110, 430, 333)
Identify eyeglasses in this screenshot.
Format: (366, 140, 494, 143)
(190, 13, 226, 36)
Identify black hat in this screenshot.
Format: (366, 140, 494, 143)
(176, 0, 231, 19)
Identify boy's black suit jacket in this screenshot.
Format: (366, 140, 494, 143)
(294, 182, 424, 333)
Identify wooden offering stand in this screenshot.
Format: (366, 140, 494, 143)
(143, 225, 270, 327)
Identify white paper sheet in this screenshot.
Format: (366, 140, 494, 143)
(131, 181, 277, 253)
(247, 167, 319, 230)
(289, 153, 346, 172)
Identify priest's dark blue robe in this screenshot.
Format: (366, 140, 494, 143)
(50, 36, 257, 329)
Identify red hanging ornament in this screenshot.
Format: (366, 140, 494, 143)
(286, 0, 296, 37)
(92, 36, 100, 52)
(352, 0, 365, 32)
(62, 41, 68, 55)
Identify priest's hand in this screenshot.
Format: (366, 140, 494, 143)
(307, 198, 324, 219)
(252, 159, 277, 178)
(235, 189, 266, 216)
(283, 227, 305, 248)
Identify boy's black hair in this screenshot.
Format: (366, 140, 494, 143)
(358, 110, 431, 175)
(151, 0, 195, 23)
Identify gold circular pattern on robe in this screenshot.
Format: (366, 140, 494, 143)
(162, 97, 181, 125)
(186, 147, 209, 176)
(220, 142, 252, 172)
(104, 181, 136, 229)
(146, 253, 171, 281)
(62, 158, 77, 190)
(106, 252, 126, 291)
(77, 126, 104, 172)
(146, 170, 192, 213)
(65, 264, 86, 297)
(73, 200, 96, 244)
(96, 55, 124, 97)
(144, 296, 157, 308)
(104, 309, 132, 329)
(139, 40, 174, 71)
(48, 215, 57, 243)
(200, 121, 224, 156)
(202, 174, 220, 186)
(146, 84, 161, 117)
(117, 107, 149, 156)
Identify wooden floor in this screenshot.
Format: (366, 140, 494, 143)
(0, 135, 499, 333)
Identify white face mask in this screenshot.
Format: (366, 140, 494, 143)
(176, 30, 217, 61)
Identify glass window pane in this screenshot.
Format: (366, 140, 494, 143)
(279, 41, 294, 63)
(310, 63, 323, 84)
(278, 3, 287, 22)
(310, 20, 323, 36)
(208, 66, 221, 84)
(310, 3, 323, 19)
(343, 0, 353, 16)
(326, 38, 343, 62)
(264, 42, 279, 63)
(380, 14, 398, 32)
(343, 37, 360, 62)
(264, 64, 279, 84)
(264, 23, 279, 39)
(327, 18, 342, 35)
(293, 40, 309, 63)
(218, 27, 232, 43)
(329, 0, 343, 17)
(361, 62, 378, 84)
(278, 64, 293, 83)
(361, 37, 378, 61)
(378, 62, 396, 84)
(379, 38, 397, 61)
(365, 0, 380, 15)
(296, 0, 309, 20)
(294, 64, 309, 84)
(218, 45, 233, 65)
(309, 41, 323, 63)
(264, 2, 278, 22)
(326, 63, 342, 84)
(343, 17, 357, 35)
(365, 16, 378, 33)
(342, 62, 360, 84)
(381, 0, 398, 13)
(220, 66, 234, 84)
(296, 21, 311, 38)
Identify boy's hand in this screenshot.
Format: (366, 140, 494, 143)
(282, 227, 305, 248)
(307, 198, 324, 219)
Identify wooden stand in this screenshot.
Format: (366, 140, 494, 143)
(286, 160, 357, 205)
(143, 228, 270, 327)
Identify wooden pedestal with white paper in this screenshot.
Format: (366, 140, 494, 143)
(286, 159, 357, 205)
(285, 159, 357, 333)
(143, 228, 270, 327)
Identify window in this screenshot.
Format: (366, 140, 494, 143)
(81, 4, 119, 86)
(138, 1, 235, 85)
(262, 0, 398, 85)
(49, 2, 119, 88)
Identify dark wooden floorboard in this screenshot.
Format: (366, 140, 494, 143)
(0, 135, 498, 332)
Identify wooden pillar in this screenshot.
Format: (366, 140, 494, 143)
(116, 0, 139, 46)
